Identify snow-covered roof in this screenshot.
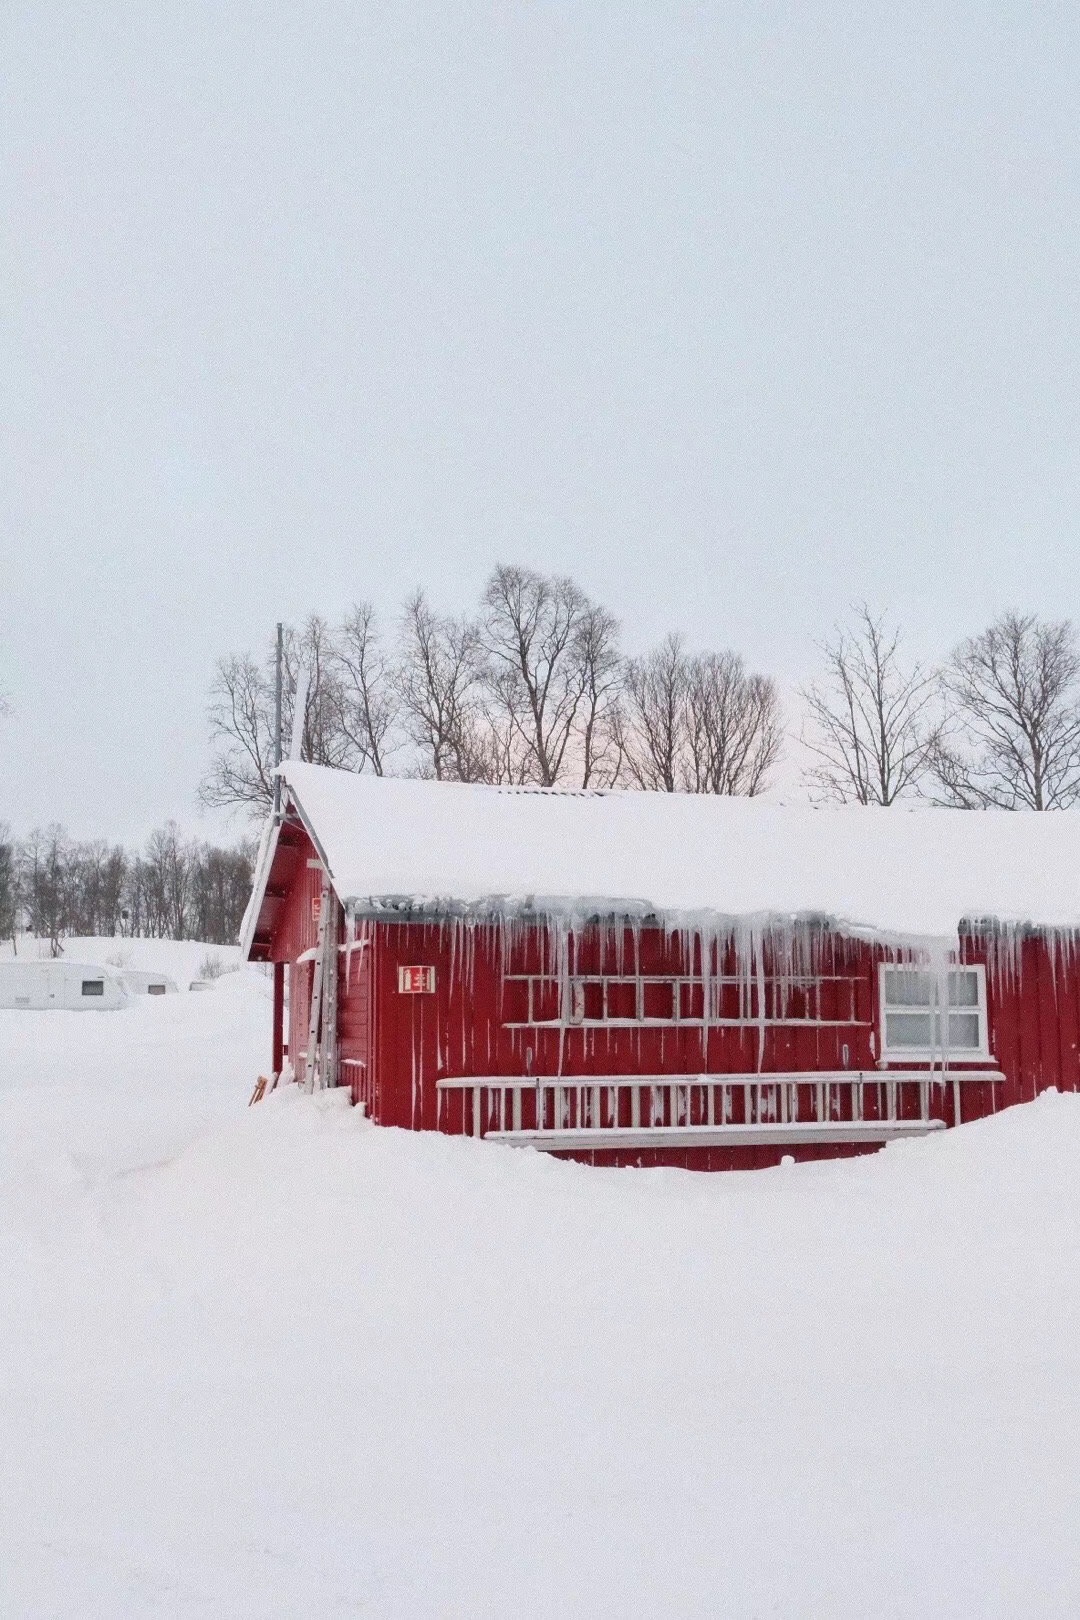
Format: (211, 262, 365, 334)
(240, 761, 1080, 948)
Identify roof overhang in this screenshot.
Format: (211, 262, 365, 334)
(243, 761, 1080, 952)
(240, 783, 334, 961)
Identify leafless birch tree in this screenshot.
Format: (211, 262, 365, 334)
(621, 633, 782, 794)
(398, 592, 491, 781)
(201, 651, 276, 809)
(201, 570, 786, 804)
(683, 652, 783, 794)
(0, 830, 16, 949)
(619, 633, 687, 791)
(575, 604, 624, 787)
(19, 826, 69, 956)
(930, 612, 1080, 809)
(479, 565, 622, 787)
(282, 615, 355, 774)
(201, 613, 395, 809)
(333, 602, 402, 776)
(801, 605, 938, 804)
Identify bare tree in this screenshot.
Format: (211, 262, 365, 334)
(281, 615, 357, 774)
(333, 602, 402, 776)
(141, 823, 192, 938)
(620, 633, 688, 791)
(573, 604, 624, 788)
(6, 821, 251, 947)
(19, 827, 69, 956)
(201, 652, 276, 810)
(0, 827, 18, 949)
(187, 840, 256, 943)
(930, 612, 1080, 809)
(480, 565, 596, 786)
(621, 633, 781, 795)
(398, 591, 491, 781)
(801, 605, 938, 804)
(201, 615, 362, 811)
(64, 841, 128, 936)
(684, 652, 783, 795)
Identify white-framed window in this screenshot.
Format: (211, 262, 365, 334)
(878, 964, 989, 1059)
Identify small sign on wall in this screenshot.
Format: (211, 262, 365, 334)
(398, 965, 435, 994)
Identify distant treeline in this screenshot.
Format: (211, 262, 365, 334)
(0, 823, 255, 953)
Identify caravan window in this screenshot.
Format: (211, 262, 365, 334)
(81, 979, 105, 997)
(148, 983, 167, 996)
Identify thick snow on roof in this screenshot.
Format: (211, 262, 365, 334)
(280, 760, 1080, 940)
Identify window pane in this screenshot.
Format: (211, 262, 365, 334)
(886, 1011, 934, 1047)
(884, 970, 933, 1008)
(948, 971, 980, 1007)
(948, 1012, 981, 1049)
(81, 980, 105, 997)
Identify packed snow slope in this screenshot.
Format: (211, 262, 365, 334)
(0, 935, 241, 986)
(271, 759, 1080, 938)
(3, 972, 1080, 1617)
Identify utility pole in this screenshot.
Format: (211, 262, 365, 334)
(273, 621, 284, 817)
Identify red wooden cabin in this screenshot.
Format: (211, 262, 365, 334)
(241, 763, 1080, 1171)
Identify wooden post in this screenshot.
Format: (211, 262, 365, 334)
(272, 962, 285, 1077)
(323, 900, 340, 1089)
(304, 885, 329, 1094)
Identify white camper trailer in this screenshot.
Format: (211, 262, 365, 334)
(0, 960, 130, 1011)
(119, 969, 179, 997)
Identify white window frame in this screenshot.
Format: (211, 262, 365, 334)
(878, 963, 989, 1062)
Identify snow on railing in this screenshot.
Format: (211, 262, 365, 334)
(436, 1069, 1001, 1153)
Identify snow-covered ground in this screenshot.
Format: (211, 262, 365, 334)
(2, 965, 1079, 1617)
(0, 935, 243, 988)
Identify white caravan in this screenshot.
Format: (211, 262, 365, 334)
(118, 969, 180, 997)
(0, 960, 130, 1011)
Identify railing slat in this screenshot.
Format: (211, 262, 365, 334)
(436, 1068, 999, 1153)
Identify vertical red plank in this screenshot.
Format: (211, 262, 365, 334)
(1063, 937, 1080, 1095)
(272, 962, 284, 1076)
(1014, 937, 1040, 1107)
(1034, 934, 1061, 1098)
(985, 936, 1021, 1111)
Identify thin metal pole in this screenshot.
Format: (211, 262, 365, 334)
(273, 621, 283, 816)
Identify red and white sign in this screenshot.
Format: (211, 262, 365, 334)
(397, 965, 435, 994)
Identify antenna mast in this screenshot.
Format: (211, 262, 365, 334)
(273, 622, 283, 816)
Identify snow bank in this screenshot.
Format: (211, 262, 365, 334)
(0, 964, 268, 1186)
(0, 935, 243, 989)
(275, 761, 1080, 940)
(2, 981, 1079, 1616)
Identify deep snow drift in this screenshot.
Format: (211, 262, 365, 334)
(0, 935, 242, 985)
(2, 970, 1079, 1617)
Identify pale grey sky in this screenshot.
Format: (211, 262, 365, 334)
(2, 3, 1078, 843)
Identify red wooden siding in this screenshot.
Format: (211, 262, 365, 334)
(265, 826, 328, 1085)
(257, 831, 1080, 1169)
(342, 919, 1078, 1169)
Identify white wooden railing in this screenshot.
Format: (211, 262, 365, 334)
(436, 1069, 1001, 1152)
